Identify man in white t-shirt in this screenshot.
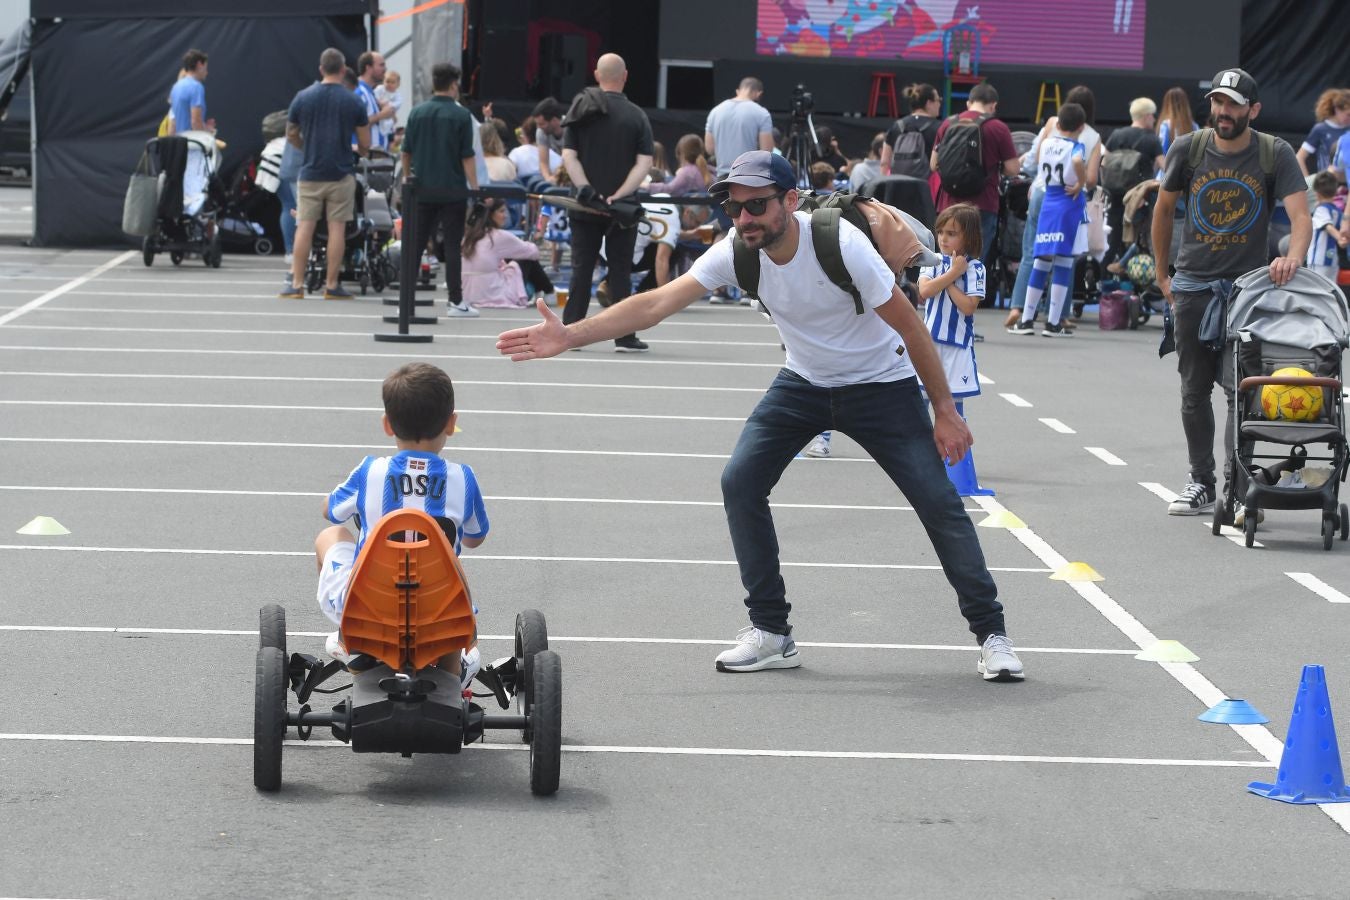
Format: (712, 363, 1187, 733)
(497, 151, 1023, 683)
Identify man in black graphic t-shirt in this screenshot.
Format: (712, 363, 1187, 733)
(1152, 68, 1310, 518)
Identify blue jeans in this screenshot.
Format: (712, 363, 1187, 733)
(1010, 183, 1045, 310)
(277, 178, 297, 254)
(978, 209, 999, 276)
(720, 369, 1006, 643)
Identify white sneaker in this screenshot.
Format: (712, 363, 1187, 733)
(804, 434, 831, 458)
(978, 634, 1025, 681)
(1233, 505, 1265, 528)
(325, 631, 354, 665)
(460, 646, 481, 692)
(715, 626, 801, 672)
(283, 253, 294, 265)
(447, 301, 480, 317)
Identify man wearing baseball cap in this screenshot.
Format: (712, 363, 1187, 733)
(497, 149, 1024, 684)
(1152, 69, 1310, 519)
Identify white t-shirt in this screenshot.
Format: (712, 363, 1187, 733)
(509, 143, 561, 180)
(689, 212, 910, 387)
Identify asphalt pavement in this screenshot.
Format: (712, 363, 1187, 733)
(3, 182, 1350, 899)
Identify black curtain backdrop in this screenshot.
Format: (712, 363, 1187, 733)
(31, 13, 366, 246)
(1240, 0, 1350, 137)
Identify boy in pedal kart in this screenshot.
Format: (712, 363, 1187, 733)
(314, 362, 490, 685)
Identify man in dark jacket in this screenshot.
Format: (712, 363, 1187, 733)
(560, 53, 654, 352)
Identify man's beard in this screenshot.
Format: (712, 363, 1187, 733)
(738, 210, 789, 251)
(1215, 112, 1250, 140)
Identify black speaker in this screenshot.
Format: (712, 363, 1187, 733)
(478, 0, 528, 100)
(539, 33, 588, 103)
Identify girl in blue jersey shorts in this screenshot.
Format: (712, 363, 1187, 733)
(918, 203, 984, 404)
(314, 362, 490, 683)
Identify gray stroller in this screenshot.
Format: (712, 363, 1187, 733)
(1214, 267, 1350, 549)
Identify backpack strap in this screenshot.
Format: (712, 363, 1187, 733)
(731, 233, 762, 304)
(810, 207, 865, 315)
(1256, 130, 1277, 202)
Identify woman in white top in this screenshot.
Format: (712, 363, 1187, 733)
(481, 122, 517, 184)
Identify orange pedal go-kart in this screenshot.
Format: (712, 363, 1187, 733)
(252, 509, 562, 794)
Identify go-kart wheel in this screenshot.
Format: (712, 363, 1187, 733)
(527, 649, 562, 796)
(1324, 515, 1336, 551)
(514, 609, 548, 743)
(259, 603, 286, 655)
(1340, 503, 1348, 541)
(170, 251, 184, 266)
(1244, 512, 1257, 548)
(141, 236, 155, 267)
(253, 646, 287, 792)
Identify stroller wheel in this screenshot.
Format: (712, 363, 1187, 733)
(1323, 515, 1336, 551)
(359, 272, 370, 295)
(141, 236, 155, 267)
(1211, 497, 1226, 535)
(170, 251, 184, 266)
(253, 237, 273, 256)
(1245, 513, 1257, 548)
(1340, 503, 1348, 541)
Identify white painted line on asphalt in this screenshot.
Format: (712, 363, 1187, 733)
(0, 625, 1136, 654)
(0, 251, 135, 328)
(0, 486, 942, 513)
(0, 371, 768, 393)
(0, 732, 1273, 768)
(1138, 482, 1263, 547)
(971, 494, 1346, 835)
(0, 399, 749, 423)
(1286, 572, 1350, 603)
(977, 373, 994, 385)
(2, 323, 788, 349)
(0, 545, 1050, 572)
(999, 393, 1032, 408)
(1038, 418, 1076, 434)
(1085, 446, 1128, 466)
(0, 344, 785, 369)
(0, 436, 865, 462)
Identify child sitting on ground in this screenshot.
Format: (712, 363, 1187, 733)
(1308, 171, 1347, 285)
(1009, 102, 1088, 338)
(314, 362, 489, 683)
(918, 204, 985, 405)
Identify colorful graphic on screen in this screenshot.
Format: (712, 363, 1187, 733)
(757, 1, 1147, 70)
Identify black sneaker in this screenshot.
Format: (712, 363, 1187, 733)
(1042, 322, 1073, 338)
(1007, 321, 1035, 336)
(614, 336, 649, 353)
(1168, 481, 1216, 516)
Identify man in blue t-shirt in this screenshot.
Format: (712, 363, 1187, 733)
(169, 49, 209, 134)
(356, 51, 394, 152)
(282, 48, 370, 301)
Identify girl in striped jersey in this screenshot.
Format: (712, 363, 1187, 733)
(1307, 171, 1347, 286)
(918, 203, 985, 403)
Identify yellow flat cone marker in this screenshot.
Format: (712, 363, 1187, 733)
(454, 425, 463, 433)
(977, 510, 1026, 529)
(1134, 640, 1199, 663)
(17, 515, 70, 536)
(1050, 562, 1103, 582)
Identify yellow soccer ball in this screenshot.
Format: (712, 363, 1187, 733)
(1260, 367, 1323, 422)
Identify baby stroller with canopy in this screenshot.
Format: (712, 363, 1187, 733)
(135, 131, 224, 267)
(1214, 267, 1350, 549)
(304, 150, 397, 294)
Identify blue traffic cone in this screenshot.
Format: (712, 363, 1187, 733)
(1248, 665, 1350, 804)
(944, 402, 994, 497)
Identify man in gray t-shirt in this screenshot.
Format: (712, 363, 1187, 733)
(1152, 68, 1310, 519)
(704, 77, 775, 178)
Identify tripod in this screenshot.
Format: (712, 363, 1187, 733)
(783, 112, 819, 192)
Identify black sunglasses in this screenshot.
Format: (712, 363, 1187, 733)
(722, 191, 785, 218)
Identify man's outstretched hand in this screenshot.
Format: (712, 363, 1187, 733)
(496, 299, 571, 361)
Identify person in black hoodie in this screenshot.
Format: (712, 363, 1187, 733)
(560, 53, 655, 353)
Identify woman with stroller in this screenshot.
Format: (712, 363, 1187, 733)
(461, 198, 555, 309)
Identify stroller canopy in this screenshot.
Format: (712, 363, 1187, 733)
(1227, 267, 1350, 349)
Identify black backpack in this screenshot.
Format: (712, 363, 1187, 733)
(890, 117, 930, 180)
(935, 113, 989, 197)
(1101, 147, 1152, 195)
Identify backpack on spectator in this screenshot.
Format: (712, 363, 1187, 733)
(1180, 127, 1277, 201)
(890, 118, 931, 180)
(729, 191, 937, 316)
(1101, 147, 1153, 195)
(935, 114, 989, 197)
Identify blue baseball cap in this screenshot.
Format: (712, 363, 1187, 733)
(709, 151, 796, 197)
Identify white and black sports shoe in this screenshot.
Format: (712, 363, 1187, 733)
(1042, 322, 1073, 338)
(1168, 481, 1216, 516)
(715, 626, 800, 672)
(1007, 321, 1035, 336)
(978, 634, 1025, 682)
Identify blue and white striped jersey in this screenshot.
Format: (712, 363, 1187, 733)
(920, 256, 985, 347)
(1309, 201, 1344, 270)
(326, 450, 489, 555)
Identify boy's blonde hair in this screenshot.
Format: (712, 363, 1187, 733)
(385, 70, 401, 86)
(383, 363, 454, 441)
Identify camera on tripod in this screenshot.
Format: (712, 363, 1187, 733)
(790, 84, 814, 121)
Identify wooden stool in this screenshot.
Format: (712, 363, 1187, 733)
(1035, 81, 1062, 124)
(867, 72, 898, 118)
